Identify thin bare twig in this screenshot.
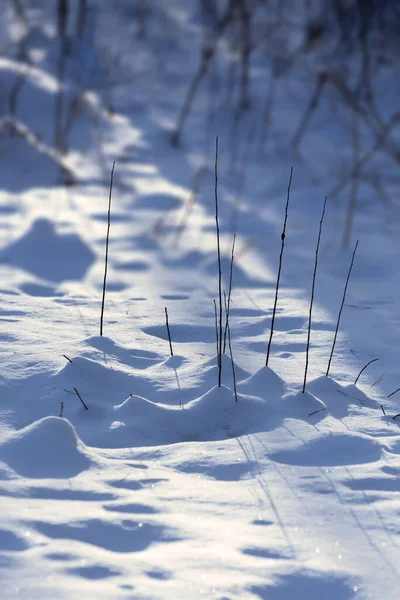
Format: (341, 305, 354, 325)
(63, 354, 72, 363)
(224, 291, 237, 402)
(100, 161, 115, 337)
(371, 374, 384, 388)
(303, 195, 327, 393)
(309, 407, 327, 417)
(223, 233, 236, 353)
(326, 240, 359, 377)
(213, 298, 219, 360)
(215, 136, 223, 386)
(73, 387, 88, 410)
(165, 307, 173, 356)
(226, 296, 238, 403)
(354, 358, 379, 386)
(266, 167, 293, 367)
(387, 387, 400, 399)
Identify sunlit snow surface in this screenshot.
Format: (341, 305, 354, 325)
(0, 1, 399, 599)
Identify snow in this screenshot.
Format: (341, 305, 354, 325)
(0, 1, 399, 599)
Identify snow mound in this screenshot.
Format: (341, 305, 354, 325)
(114, 395, 164, 419)
(180, 385, 270, 441)
(308, 376, 376, 417)
(88, 385, 271, 448)
(86, 395, 179, 448)
(270, 432, 382, 467)
(0, 417, 92, 478)
(202, 353, 250, 388)
(237, 366, 285, 399)
(55, 355, 144, 403)
(281, 390, 327, 419)
(0, 218, 95, 282)
(149, 353, 249, 403)
(343, 383, 377, 407)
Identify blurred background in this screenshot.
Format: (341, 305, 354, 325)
(0, 0, 399, 251)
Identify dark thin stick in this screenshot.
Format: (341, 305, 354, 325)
(393, 414, 400, 421)
(74, 387, 88, 410)
(213, 299, 219, 360)
(387, 387, 400, 399)
(381, 404, 386, 416)
(59, 401, 64, 418)
(354, 358, 379, 386)
(227, 315, 238, 402)
(326, 240, 359, 377)
(215, 136, 223, 386)
(309, 407, 327, 417)
(266, 167, 293, 367)
(100, 161, 115, 336)
(223, 233, 236, 353)
(165, 307, 173, 356)
(371, 375, 383, 388)
(303, 195, 327, 393)
(63, 354, 72, 363)
(224, 291, 238, 402)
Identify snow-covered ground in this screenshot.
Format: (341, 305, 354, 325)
(0, 2, 399, 599)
